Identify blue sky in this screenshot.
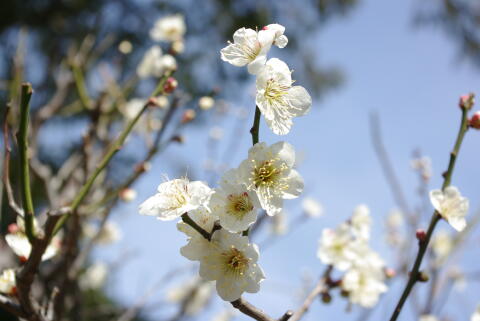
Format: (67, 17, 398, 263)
(96, 0, 480, 320)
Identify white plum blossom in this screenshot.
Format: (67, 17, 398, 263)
(220, 27, 280, 75)
(137, 46, 177, 78)
(317, 224, 358, 271)
(0, 269, 16, 295)
(271, 210, 288, 235)
(351, 204, 371, 240)
(419, 315, 439, 321)
(430, 186, 469, 232)
(431, 230, 453, 261)
(199, 96, 215, 110)
(150, 14, 186, 42)
(262, 23, 288, 48)
(123, 98, 144, 120)
(471, 304, 480, 321)
(83, 221, 122, 245)
(188, 229, 265, 301)
(79, 263, 108, 290)
(166, 277, 214, 316)
(238, 142, 304, 216)
(256, 58, 312, 135)
(210, 169, 260, 232)
(5, 217, 61, 262)
(342, 264, 387, 308)
(301, 197, 324, 218)
(139, 178, 213, 221)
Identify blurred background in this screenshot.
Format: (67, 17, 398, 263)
(1, 0, 480, 320)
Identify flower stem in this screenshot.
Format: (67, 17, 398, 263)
(389, 107, 470, 321)
(250, 106, 261, 146)
(18, 83, 36, 243)
(181, 213, 211, 240)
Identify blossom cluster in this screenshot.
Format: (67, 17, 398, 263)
(317, 205, 388, 307)
(139, 23, 312, 302)
(140, 140, 303, 301)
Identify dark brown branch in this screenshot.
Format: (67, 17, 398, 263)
(0, 294, 27, 318)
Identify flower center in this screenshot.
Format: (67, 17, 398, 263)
(264, 78, 290, 107)
(222, 247, 249, 276)
(227, 193, 253, 219)
(253, 160, 285, 188)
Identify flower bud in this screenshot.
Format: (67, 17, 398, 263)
(469, 111, 480, 129)
(119, 188, 137, 202)
(7, 224, 19, 234)
(385, 267, 396, 279)
(118, 40, 133, 54)
(418, 271, 429, 282)
(416, 229, 426, 242)
(321, 292, 332, 303)
(459, 93, 475, 110)
(163, 77, 178, 94)
(198, 96, 215, 110)
(135, 162, 151, 173)
(171, 135, 185, 144)
(181, 109, 196, 124)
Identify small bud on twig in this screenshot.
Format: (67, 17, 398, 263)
(321, 292, 332, 303)
(469, 111, 480, 129)
(459, 93, 475, 110)
(385, 267, 396, 279)
(416, 229, 426, 242)
(418, 271, 429, 282)
(163, 77, 178, 94)
(181, 109, 196, 124)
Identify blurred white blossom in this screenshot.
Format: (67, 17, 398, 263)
(166, 277, 214, 316)
(431, 230, 453, 261)
(419, 315, 439, 321)
(0, 269, 16, 295)
(150, 14, 186, 42)
(80, 263, 108, 290)
(137, 46, 177, 78)
(199, 96, 215, 110)
(301, 197, 323, 218)
(271, 209, 288, 235)
(471, 304, 480, 321)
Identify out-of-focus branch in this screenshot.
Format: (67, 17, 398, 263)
(16, 213, 62, 321)
(71, 63, 93, 110)
(287, 266, 333, 321)
(369, 112, 413, 222)
(0, 294, 26, 318)
(2, 104, 24, 217)
(17, 83, 36, 243)
(389, 106, 470, 321)
(53, 73, 172, 235)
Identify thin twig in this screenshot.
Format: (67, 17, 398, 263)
(389, 107, 470, 321)
(2, 103, 24, 216)
(52, 73, 172, 235)
(287, 266, 333, 321)
(17, 83, 36, 243)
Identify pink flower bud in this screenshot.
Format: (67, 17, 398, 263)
(416, 229, 426, 242)
(459, 93, 475, 110)
(469, 111, 480, 129)
(385, 267, 396, 278)
(181, 109, 196, 124)
(163, 77, 178, 94)
(8, 224, 19, 234)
